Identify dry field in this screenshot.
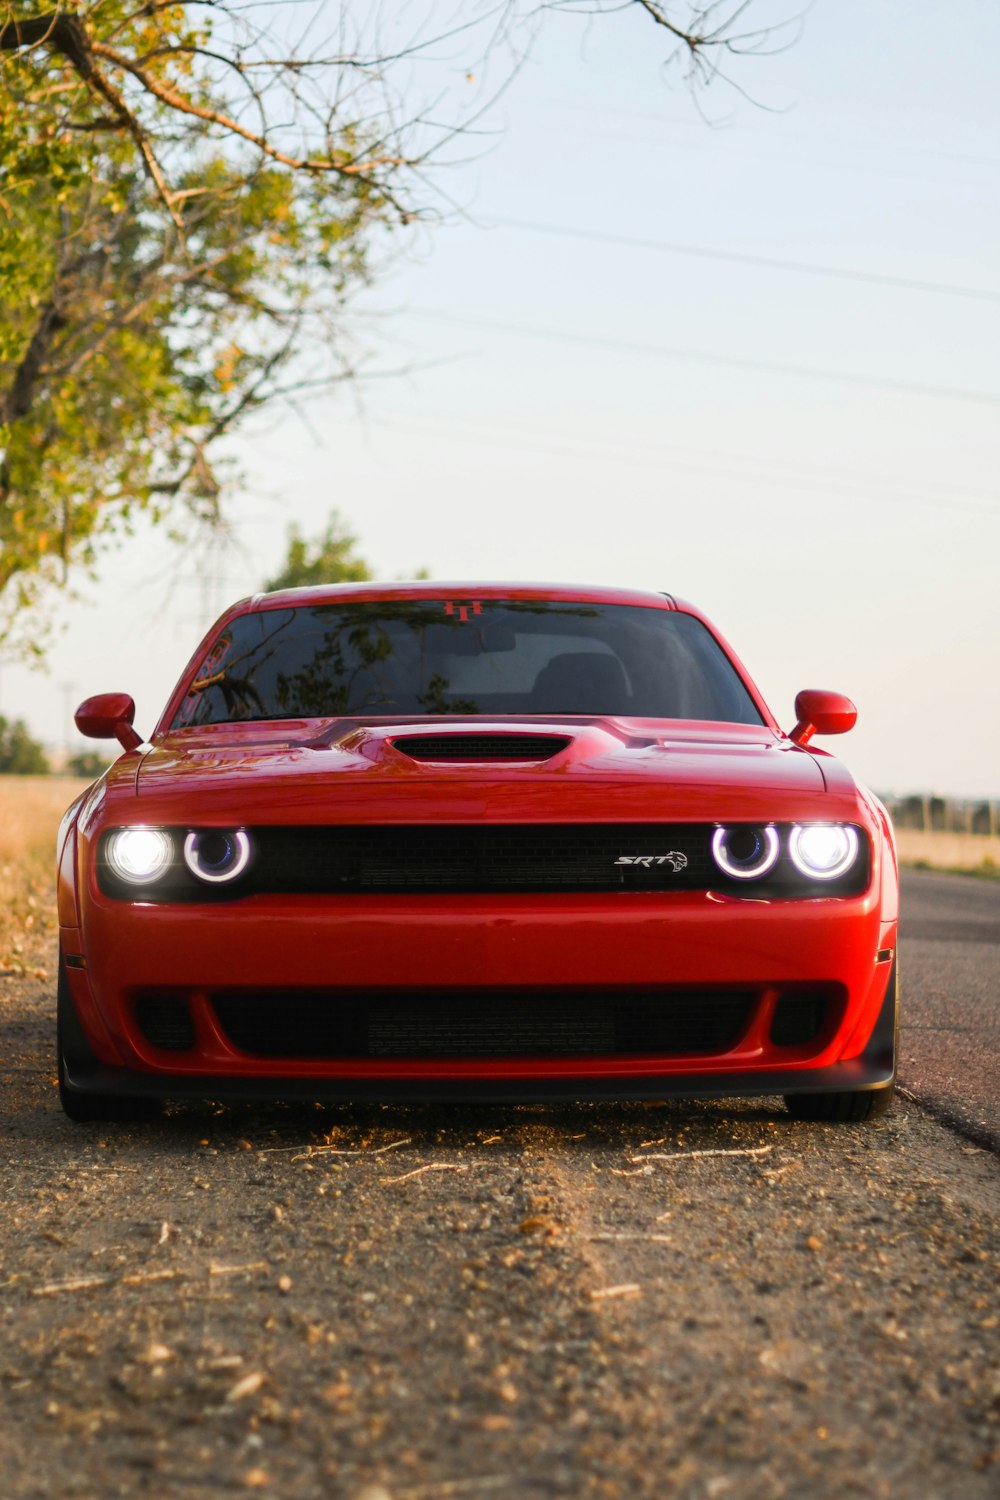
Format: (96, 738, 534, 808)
(896, 827, 1000, 875)
(0, 775, 88, 975)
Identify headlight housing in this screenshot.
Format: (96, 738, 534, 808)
(183, 829, 252, 884)
(789, 823, 859, 881)
(711, 825, 780, 881)
(105, 827, 174, 885)
(710, 822, 864, 890)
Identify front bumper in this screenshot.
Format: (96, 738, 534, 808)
(64, 886, 896, 1097)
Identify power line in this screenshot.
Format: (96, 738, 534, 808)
(485, 216, 1000, 306)
(409, 307, 1000, 407)
(516, 96, 1000, 173)
(368, 411, 999, 519)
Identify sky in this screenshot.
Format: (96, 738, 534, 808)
(4, 0, 999, 797)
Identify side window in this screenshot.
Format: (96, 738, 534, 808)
(174, 632, 235, 726)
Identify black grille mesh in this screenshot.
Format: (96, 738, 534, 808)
(100, 824, 869, 900)
(392, 734, 570, 762)
(135, 995, 196, 1052)
(250, 824, 714, 893)
(770, 993, 828, 1046)
(211, 990, 753, 1060)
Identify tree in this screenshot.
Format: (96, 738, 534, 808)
(0, 0, 402, 651)
(66, 748, 111, 779)
(264, 512, 373, 592)
(0, 713, 49, 773)
(1, 3, 778, 649)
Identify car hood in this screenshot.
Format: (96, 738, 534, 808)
(112, 717, 852, 825)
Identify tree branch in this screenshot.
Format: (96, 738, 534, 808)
(0, 12, 94, 73)
(90, 38, 408, 188)
(1, 301, 66, 428)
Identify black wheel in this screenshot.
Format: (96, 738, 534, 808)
(58, 956, 162, 1123)
(783, 960, 898, 1124)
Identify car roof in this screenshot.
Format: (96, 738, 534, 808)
(244, 580, 697, 614)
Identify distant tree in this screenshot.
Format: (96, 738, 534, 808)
(264, 513, 373, 592)
(67, 749, 112, 780)
(0, 715, 49, 774)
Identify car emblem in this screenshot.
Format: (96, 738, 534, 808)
(614, 853, 688, 872)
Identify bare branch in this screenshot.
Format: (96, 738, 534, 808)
(91, 38, 406, 185)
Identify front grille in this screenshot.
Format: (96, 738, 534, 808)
(135, 995, 195, 1052)
(392, 734, 570, 762)
(99, 824, 870, 900)
(211, 990, 754, 1060)
(249, 824, 716, 893)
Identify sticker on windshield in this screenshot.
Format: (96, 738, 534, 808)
(443, 600, 483, 623)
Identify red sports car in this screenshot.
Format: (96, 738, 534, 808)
(57, 582, 898, 1123)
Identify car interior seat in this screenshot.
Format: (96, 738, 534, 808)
(530, 651, 632, 713)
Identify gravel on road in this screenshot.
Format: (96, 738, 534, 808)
(1, 928, 998, 1500)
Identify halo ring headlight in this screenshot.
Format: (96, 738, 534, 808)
(183, 829, 252, 885)
(712, 825, 780, 881)
(106, 827, 173, 885)
(789, 824, 859, 881)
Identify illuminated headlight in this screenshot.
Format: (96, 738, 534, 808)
(106, 827, 173, 885)
(183, 829, 251, 884)
(789, 824, 859, 880)
(711, 825, 780, 880)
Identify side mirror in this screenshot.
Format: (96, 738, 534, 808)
(789, 689, 857, 747)
(75, 693, 144, 752)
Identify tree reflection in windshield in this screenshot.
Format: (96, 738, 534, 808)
(172, 599, 761, 726)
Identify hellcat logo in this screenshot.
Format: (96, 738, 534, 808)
(615, 853, 689, 872)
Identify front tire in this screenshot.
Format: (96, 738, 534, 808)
(58, 956, 162, 1123)
(783, 1086, 894, 1122)
(783, 960, 898, 1124)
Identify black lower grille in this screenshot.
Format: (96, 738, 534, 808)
(211, 990, 754, 1060)
(770, 993, 828, 1046)
(135, 995, 195, 1051)
(392, 734, 570, 762)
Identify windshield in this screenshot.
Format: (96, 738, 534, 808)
(171, 599, 763, 727)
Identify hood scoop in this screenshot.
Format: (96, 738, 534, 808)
(391, 733, 571, 763)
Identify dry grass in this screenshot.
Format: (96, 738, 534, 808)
(896, 828, 1000, 876)
(0, 775, 90, 974)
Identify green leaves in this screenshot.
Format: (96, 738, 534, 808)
(264, 514, 373, 592)
(0, 1, 397, 652)
(0, 714, 49, 774)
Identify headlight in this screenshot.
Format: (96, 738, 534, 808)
(183, 829, 251, 884)
(711, 825, 779, 880)
(789, 824, 859, 880)
(106, 827, 173, 885)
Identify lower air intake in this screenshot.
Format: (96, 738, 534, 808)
(135, 995, 196, 1052)
(211, 990, 753, 1060)
(770, 993, 829, 1047)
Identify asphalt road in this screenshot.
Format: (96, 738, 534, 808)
(898, 869, 1000, 1149)
(0, 875, 997, 1499)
